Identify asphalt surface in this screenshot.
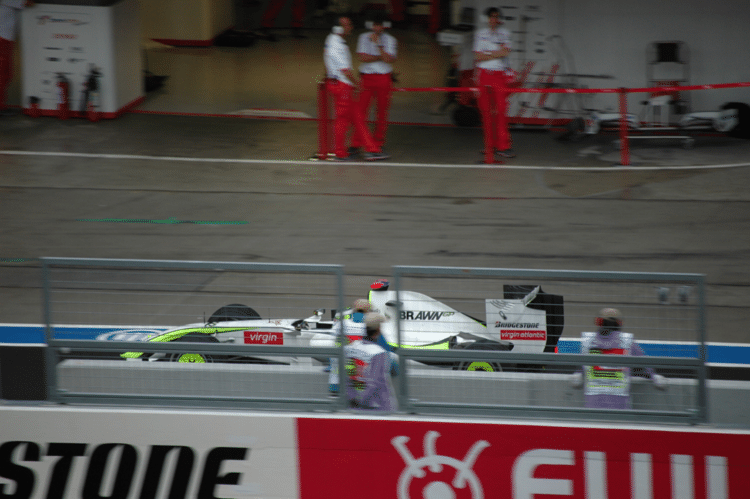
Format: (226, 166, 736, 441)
(1, 109, 749, 345)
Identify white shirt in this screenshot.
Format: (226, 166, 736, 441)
(324, 32, 353, 86)
(357, 31, 397, 75)
(474, 26, 512, 71)
(0, 0, 27, 41)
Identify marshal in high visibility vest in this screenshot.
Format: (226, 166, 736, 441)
(572, 308, 666, 409)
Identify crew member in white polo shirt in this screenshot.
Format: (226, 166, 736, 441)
(351, 12, 397, 154)
(474, 7, 515, 159)
(323, 17, 389, 161)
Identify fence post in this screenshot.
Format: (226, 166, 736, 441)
(696, 275, 709, 423)
(618, 87, 630, 166)
(317, 81, 329, 160)
(41, 259, 60, 403)
(393, 270, 409, 412)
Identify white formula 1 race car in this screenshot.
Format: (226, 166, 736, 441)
(121, 281, 564, 372)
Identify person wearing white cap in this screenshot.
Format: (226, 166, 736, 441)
(328, 298, 371, 393)
(572, 308, 666, 409)
(343, 312, 398, 411)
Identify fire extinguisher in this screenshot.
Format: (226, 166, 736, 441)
(56, 73, 70, 120)
(80, 65, 101, 122)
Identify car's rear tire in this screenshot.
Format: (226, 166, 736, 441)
(453, 340, 507, 372)
(169, 333, 219, 363)
(208, 304, 260, 323)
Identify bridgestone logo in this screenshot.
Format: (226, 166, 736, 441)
(0, 442, 248, 499)
(494, 322, 540, 328)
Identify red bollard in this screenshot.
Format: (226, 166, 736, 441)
(56, 74, 70, 120)
(25, 97, 41, 118)
(619, 88, 630, 167)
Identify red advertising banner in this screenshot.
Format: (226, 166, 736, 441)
(500, 330, 547, 341)
(297, 418, 749, 499)
(243, 330, 284, 345)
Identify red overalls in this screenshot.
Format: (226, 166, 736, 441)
(326, 79, 380, 159)
(477, 68, 512, 152)
(354, 73, 392, 149)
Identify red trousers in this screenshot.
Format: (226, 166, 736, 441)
(477, 68, 512, 152)
(0, 38, 13, 111)
(261, 0, 305, 28)
(326, 80, 379, 158)
(353, 73, 392, 149)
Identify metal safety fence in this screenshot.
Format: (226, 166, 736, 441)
(390, 266, 707, 423)
(38, 258, 707, 423)
(40, 257, 349, 410)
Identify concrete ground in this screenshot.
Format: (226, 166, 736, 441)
(1, 27, 749, 344)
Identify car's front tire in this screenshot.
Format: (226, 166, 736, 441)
(169, 333, 219, 363)
(457, 360, 502, 372)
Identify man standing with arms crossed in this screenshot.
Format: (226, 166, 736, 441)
(0, 0, 33, 116)
(344, 312, 398, 411)
(351, 12, 396, 156)
(324, 16, 389, 161)
(474, 7, 515, 159)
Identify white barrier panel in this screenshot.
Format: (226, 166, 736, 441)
(0, 407, 298, 499)
(2, 407, 750, 499)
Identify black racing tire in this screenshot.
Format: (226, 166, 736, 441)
(453, 340, 507, 372)
(169, 333, 219, 364)
(553, 117, 586, 142)
(721, 102, 750, 139)
(208, 303, 261, 323)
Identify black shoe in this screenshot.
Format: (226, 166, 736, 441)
(496, 149, 516, 158)
(347, 146, 362, 157)
(330, 155, 350, 162)
(363, 151, 390, 161)
(0, 108, 17, 117)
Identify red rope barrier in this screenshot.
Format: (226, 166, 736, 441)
(316, 80, 750, 163)
(390, 81, 750, 94)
